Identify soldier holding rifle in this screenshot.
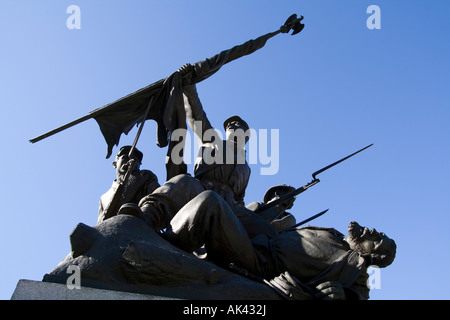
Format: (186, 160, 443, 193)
(97, 146, 159, 224)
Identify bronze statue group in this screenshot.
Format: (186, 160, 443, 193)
(96, 67, 396, 300)
(35, 15, 396, 299)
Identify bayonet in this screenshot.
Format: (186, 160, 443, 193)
(282, 209, 329, 231)
(312, 143, 373, 180)
(254, 144, 373, 214)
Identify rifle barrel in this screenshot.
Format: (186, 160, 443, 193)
(128, 96, 154, 158)
(254, 179, 319, 214)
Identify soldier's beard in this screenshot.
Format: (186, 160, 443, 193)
(347, 221, 366, 244)
(346, 221, 371, 256)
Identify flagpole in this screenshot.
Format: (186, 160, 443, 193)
(128, 96, 153, 158)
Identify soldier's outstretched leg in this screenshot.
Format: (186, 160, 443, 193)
(165, 190, 261, 275)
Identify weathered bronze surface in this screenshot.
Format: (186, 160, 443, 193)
(41, 14, 396, 300)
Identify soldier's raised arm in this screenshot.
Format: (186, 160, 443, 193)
(178, 64, 218, 145)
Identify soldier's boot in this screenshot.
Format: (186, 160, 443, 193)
(118, 203, 142, 219)
(118, 202, 162, 231)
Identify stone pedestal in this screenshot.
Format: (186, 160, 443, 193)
(11, 279, 178, 300)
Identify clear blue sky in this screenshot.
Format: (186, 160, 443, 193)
(1, 0, 449, 300)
